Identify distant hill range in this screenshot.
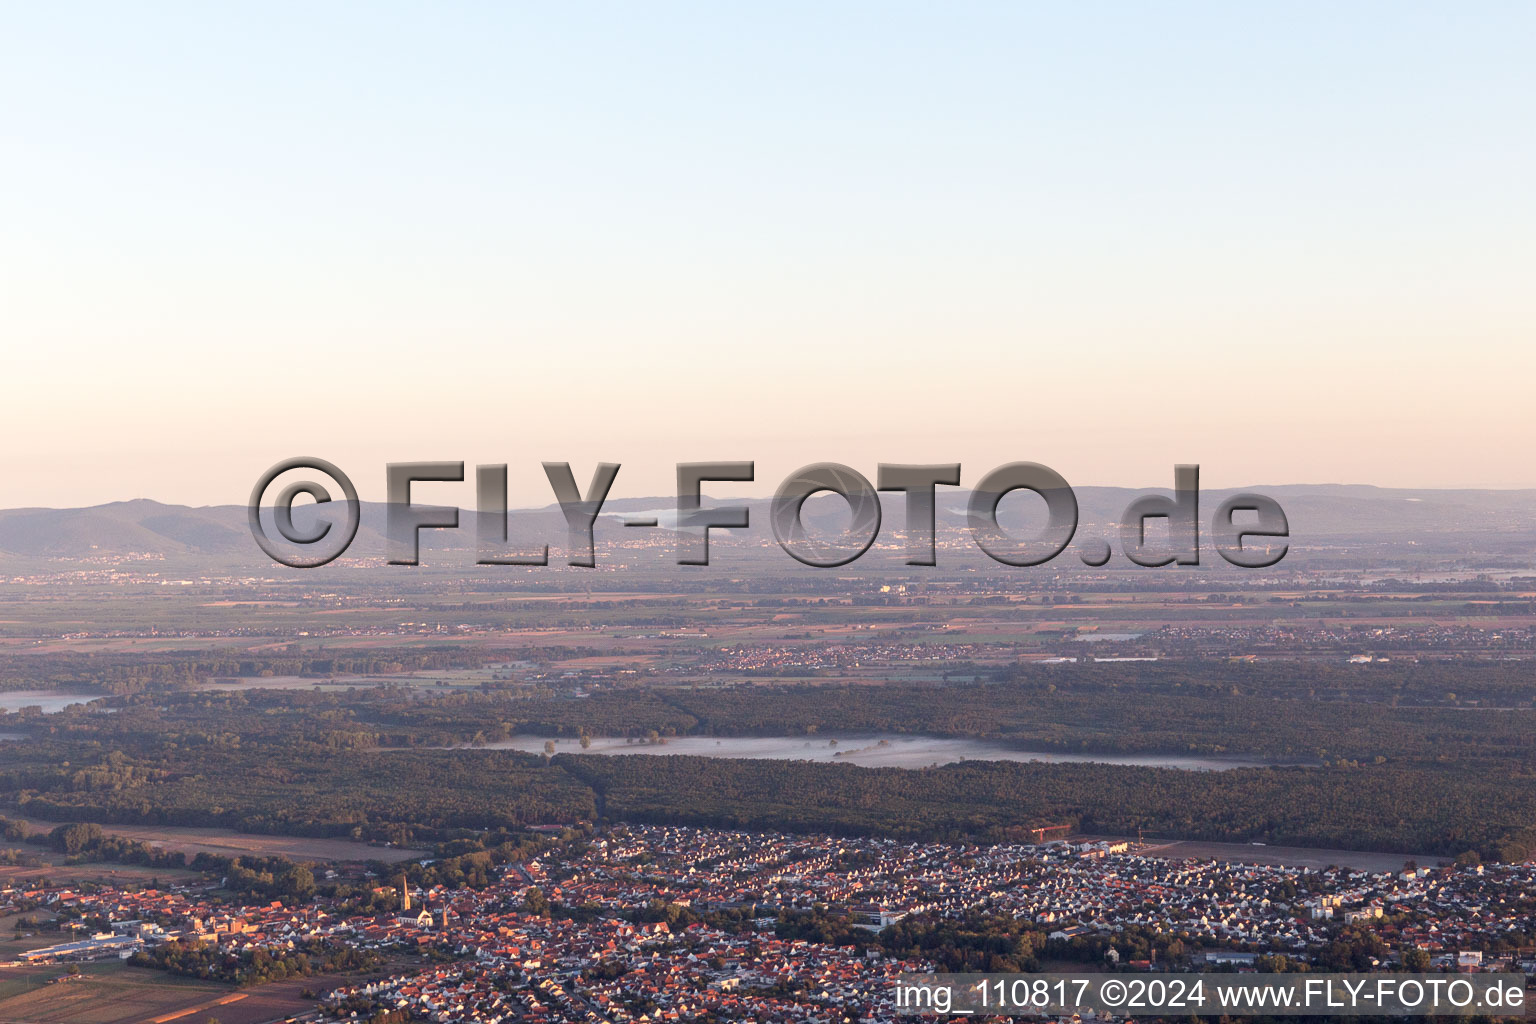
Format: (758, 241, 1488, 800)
(0, 486, 1532, 571)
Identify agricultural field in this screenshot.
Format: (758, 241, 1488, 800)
(11, 818, 426, 865)
(0, 962, 227, 1024)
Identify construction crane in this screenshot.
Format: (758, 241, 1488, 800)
(1029, 824, 1071, 844)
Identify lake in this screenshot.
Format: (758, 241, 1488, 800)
(471, 734, 1284, 771)
(0, 690, 106, 714)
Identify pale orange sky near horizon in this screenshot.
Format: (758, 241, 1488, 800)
(3, 4, 1533, 507)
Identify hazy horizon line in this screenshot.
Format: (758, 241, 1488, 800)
(7, 479, 1534, 516)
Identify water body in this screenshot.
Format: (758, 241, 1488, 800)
(474, 735, 1284, 771)
(0, 690, 104, 714)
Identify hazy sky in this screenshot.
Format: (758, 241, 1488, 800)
(3, 3, 1533, 507)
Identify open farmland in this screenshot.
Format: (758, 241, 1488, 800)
(13, 818, 426, 863)
(0, 963, 226, 1024)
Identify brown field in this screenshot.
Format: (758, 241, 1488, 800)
(0, 956, 411, 1024)
(0, 911, 61, 962)
(173, 971, 398, 1024)
(0, 859, 204, 888)
(557, 655, 659, 668)
(0, 964, 227, 1024)
(15, 818, 426, 864)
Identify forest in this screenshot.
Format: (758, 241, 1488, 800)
(2, 659, 1534, 861)
(558, 753, 1536, 860)
(34, 671, 1520, 769)
(2, 717, 1534, 861)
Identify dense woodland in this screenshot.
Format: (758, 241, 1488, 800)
(1, 656, 1533, 861)
(0, 697, 1533, 862)
(1, 741, 596, 842)
(570, 754, 1536, 860)
(20, 665, 1528, 768)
